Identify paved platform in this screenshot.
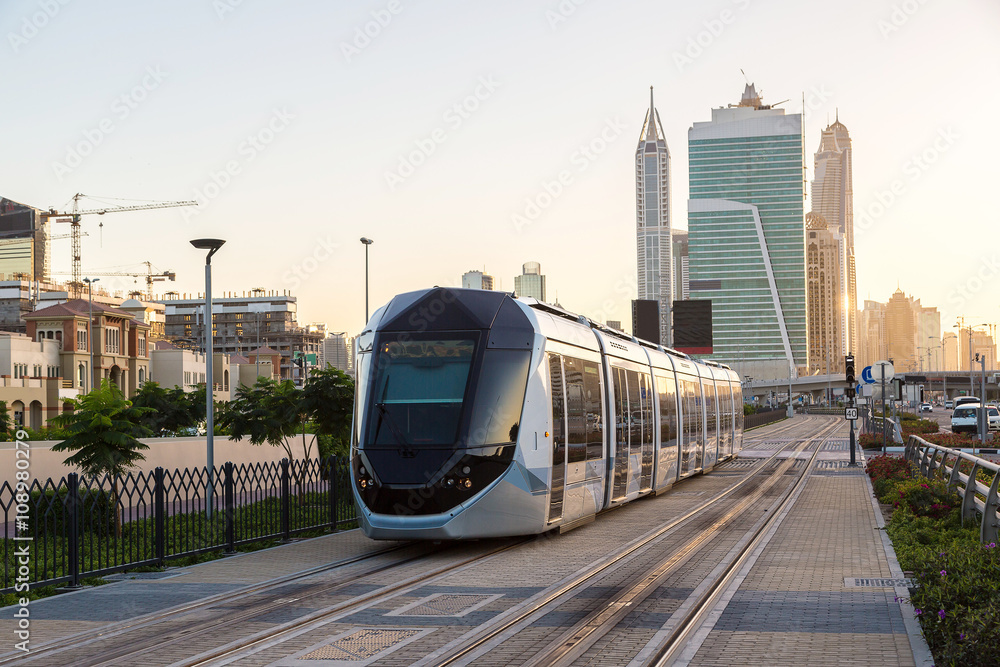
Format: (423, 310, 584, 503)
(0, 416, 934, 666)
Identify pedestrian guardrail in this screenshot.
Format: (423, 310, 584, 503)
(904, 435, 1000, 543)
(867, 415, 903, 444)
(0, 456, 357, 594)
(804, 407, 846, 415)
(745, 408, 787, 429)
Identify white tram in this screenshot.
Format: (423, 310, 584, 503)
(351, 288, 744, 540)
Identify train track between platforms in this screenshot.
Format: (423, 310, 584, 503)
(1, 539, 526, 667)
(164, 419, 843, 667)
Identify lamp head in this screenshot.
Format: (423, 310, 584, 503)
(190, 238, 226, 262)
(360, 237, 373, 245)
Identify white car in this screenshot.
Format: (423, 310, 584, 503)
(919, 403, 932, 413)
(951, 404, 1000, 433)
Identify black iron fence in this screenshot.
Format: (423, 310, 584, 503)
(1, 457, 356, 594)
(745, 408, 787, 429)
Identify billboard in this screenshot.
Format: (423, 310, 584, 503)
(673, 300, 713, 354)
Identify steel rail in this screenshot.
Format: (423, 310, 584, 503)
(644, 422, 838, 666)
(424, 419, 843, 667)
(0, 540, 414, 666)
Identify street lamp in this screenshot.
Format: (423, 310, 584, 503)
(190, 238, 225, 519)
(360, 237, 373, 324)
(83, 278, 99, 392)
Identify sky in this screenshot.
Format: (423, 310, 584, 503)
(2, 0, 999, 341)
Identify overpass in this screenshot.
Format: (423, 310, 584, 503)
(744, 373, 847, 404)
(745, 370, 1000, 405)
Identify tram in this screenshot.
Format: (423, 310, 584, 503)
(351, 288, 744, 540)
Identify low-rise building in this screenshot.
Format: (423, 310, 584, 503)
(0, 331, 79, 429)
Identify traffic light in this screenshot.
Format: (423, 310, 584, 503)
(845, 354, 855, 386)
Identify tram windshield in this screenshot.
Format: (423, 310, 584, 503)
(366, 336, 477, 447)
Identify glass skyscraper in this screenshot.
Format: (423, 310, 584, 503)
(635, 87, 672, 346)
(687, 84, 807, 378)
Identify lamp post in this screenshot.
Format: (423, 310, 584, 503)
(83, 278, 99, 392)
(360, 237, 373, 324)
(190, 239, 225, 519)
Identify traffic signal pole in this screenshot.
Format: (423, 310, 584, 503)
(846, 354, 857, 467)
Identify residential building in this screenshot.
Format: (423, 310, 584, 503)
(687, 83, 807, 380)
(148, 342, 231, 399)
(913, 302, 941, 372)
(636, 87, 673, 346)
(461, 270, 496, 291)
(671, 230, 689, 302)
(860, 300, 886, 370)
(155, 289, 323, 382)
(885, 289, 917, 373)
(323, 332, 354, 377)
(514, 262, 546, 302)
(805, 212, 847, 375)
(606, 320, 622, 331)
(0, 331, 79, 429)
(23, 298, 150, 394)
(942, 332, 959, 372)
(811, 117, 857, 358)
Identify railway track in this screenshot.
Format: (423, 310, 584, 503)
(9, 417, 839, 667)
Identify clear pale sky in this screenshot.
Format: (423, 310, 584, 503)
(2, 0, 998, 339)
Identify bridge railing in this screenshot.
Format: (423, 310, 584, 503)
(745, 408, 787, 430)
(904, 435, 1000, 543)
(866, 415, 903, 444)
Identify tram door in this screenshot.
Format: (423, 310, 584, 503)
(611, 367, 629, 501)
(548, 354, 566, 523)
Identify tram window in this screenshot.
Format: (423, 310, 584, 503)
(467, 349, 532, 447)
(583, 360, 604, 461)
(564, 356, 587, 463)
(549, 354, 566, 456)
(612, 367, 628, 497)
(640, 373, 653, 446)
(627, 370, 642, 454)
(367, 337, 475, 447)
(705, 381, 717, 435)
(657, 374, 678, 448)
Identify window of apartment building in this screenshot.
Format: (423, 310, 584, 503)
(138, 336, 146, 357)
(184, 371, 192, 385)
(78, 363, 85, 388)
(184, 314, 192, 321)
(199, 373, 205, 383)
(77, 327, 87, 351)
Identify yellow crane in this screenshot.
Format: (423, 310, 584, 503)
(40, 193, 196, 296)
(51, 261, 176, 301)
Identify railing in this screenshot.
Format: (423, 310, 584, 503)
(745, 408, 787, 429)
(905, 435, 1000, 543)
(804, 407, 845, 415)
(0, 456, 356, 594)
(867, 415, 903, 444)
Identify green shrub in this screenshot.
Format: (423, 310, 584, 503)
(25, 486, 115, 536)
(885, 478, 958, 520)
(865, 455, 914, 498)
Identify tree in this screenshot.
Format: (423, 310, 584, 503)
(50, 380, 154, 477)
(0, 400, 12, 441)
(49, 380, 154, 536)
(300, 366, 355, 458)
(130, 381, 198, 434)
(218, 377, 305, 460)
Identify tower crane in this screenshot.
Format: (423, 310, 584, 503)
(51, 261, 176, 300)
(40, 193, 196, 296)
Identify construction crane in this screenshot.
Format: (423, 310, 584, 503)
(40, 193, 196, 296)
(51, 261, 176, 301)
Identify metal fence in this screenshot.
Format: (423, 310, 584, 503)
(905, 435, 1000, 543)
(745, 408, 787, 430)
(1, 456, 356, 594)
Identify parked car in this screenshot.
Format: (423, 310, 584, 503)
(919, 403, 932, 412)
(945, 400, 954, 409)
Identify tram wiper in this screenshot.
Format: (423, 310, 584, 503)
(374, 402, 409, 446)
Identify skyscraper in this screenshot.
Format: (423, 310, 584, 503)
(885, 288, 917, 372)
(687, 84, 807, 379)
(636, 87, 673, 346)
(811, 116, 857, 359)
(462, 270, 496, 291)
(671, 230, 689, 302)
(806, 211, 846, 375)
(514, 262, 546, 302)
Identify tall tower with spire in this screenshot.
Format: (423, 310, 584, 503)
(635, 87, 672, 345)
